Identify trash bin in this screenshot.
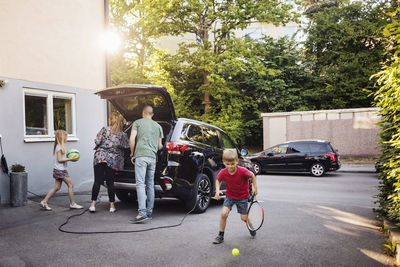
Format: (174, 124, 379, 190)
(10, 172, 27, 206)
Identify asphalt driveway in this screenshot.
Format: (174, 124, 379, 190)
(0, 169, 393, 267)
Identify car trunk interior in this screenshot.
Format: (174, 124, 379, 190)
(121, 120, 173, 171)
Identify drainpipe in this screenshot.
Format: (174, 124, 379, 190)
(104, 0, 111, 119)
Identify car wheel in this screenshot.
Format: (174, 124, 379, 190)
(185, 174, 211, 213)
(252, 162, 261, 175)
(310, 162, 326, 177)
(115, 189, 136, 203)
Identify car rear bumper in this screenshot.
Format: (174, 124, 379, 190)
(328, 161, 341, 171)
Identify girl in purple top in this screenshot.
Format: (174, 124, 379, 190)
(89, 113, 129, 213)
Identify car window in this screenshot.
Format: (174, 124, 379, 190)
(266, 145, 288, 155)
(309, 143, 329, 153)
(202, 127, 220, 148)
(180, 124, 203, 143)
(327, 143, 335, 153)
(220, 131, 236, 149)
(120, 94, 166, 111)
(287, 143, 310, 154)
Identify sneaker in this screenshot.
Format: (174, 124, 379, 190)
(89, 206, 96, 213)
(212, 235, 224, 244)
(249, 230, 256, 237)
(129, 215, 148, 224)
(109, 207, 116, 213)
(40, 201, 52, 211)
(147, 213, 152, 220)
(70, 203, 83, 209)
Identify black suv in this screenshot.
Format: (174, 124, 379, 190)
(96, 85, 253, 213)
(247, 140, 340, 177)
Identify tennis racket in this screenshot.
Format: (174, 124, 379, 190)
(246, 194, 264, 232)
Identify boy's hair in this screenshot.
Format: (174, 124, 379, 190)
(53, 130, 67, 155)
(222, 149, 238, 162)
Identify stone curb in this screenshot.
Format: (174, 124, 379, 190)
(383, 218, 400, 265)
(337, 169, 376, 173)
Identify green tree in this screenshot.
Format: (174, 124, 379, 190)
(154, 36, 313, 146)
(143, 0, 296, 112)
(223, 36, 315, 146)
(373, 3, 400, 223)
(303, 0, 389, 109)
(109, 0, 164, 85)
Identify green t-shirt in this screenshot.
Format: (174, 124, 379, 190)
(132, 118, 163, 159)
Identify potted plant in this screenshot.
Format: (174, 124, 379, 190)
(10, 163, 27, 206)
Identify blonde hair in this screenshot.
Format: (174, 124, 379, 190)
(222, 149, 238, 162)
(53, 130, 67, 155)
(109, 113, 124, 135)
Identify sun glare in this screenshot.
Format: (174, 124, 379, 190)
(100, 31, 121, 53)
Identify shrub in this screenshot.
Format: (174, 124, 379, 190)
(11, 164, 26, 173)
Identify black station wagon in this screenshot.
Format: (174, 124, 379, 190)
(247, 140, 340, 177)
(96, 85, 253, 213)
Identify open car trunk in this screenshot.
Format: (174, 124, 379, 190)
(95, 85, 177, 190)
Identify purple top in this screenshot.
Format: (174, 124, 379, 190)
(93, 127, 129, 170)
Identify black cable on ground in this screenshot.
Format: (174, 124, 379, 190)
(57, 150, 207, 234)
(58, 202, 197, 234)
(27, 187, 198, 234)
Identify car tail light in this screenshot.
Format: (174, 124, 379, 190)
(163, 179, 172, 190)
(166, 142, 189, 155)
(324, 153, 337, 162)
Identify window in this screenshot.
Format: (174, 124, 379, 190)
(24, 88, 76, 142)
(309, 143, 328, 153)
(181, 124, 203, 143)
(220, 131, 236, 149)
(287, 143, 310, 154)
(202, 127, 220, 148)
(266, 145, 288, 155)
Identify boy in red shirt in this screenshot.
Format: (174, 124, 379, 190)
(213, 149, 258, 244)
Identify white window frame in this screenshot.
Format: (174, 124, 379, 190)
(23, 88, 78, 142)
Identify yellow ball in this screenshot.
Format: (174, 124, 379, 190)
(66, 149, 80, 160)
(232, 248, 239, 256)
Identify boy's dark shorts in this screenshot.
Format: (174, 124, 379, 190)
(223, 196, 248, 215)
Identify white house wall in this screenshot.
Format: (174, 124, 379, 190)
(0, 1, 107, 204)
(0, 78, 107, 204)
(0, 0, 106, 90)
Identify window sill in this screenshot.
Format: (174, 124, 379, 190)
(24, 136, 79, 143)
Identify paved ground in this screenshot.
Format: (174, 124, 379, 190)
(0, 165, 393, 267)
(338, 163, 376, 173)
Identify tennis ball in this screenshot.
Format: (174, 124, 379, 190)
(232, 248, 239, 256)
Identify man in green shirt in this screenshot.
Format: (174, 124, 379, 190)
(129, 105, 163, 223)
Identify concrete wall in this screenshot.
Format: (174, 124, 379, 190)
(0, 0, 106, 89)
(0, 78, 107, 204)
(262, 108, 381, 157)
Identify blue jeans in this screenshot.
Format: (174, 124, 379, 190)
(223, 197, 249, 215)
(135, 157, 156, 217)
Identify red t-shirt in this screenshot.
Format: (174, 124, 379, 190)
(217, 166, 252, 200)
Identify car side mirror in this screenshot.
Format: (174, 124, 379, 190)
(240, 149, 248, 157)
(267, 152, 274, 156)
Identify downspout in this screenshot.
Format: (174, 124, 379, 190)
(104, 0, 111, 119)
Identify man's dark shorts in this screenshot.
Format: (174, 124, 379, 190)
(223, 196, 248, 215)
